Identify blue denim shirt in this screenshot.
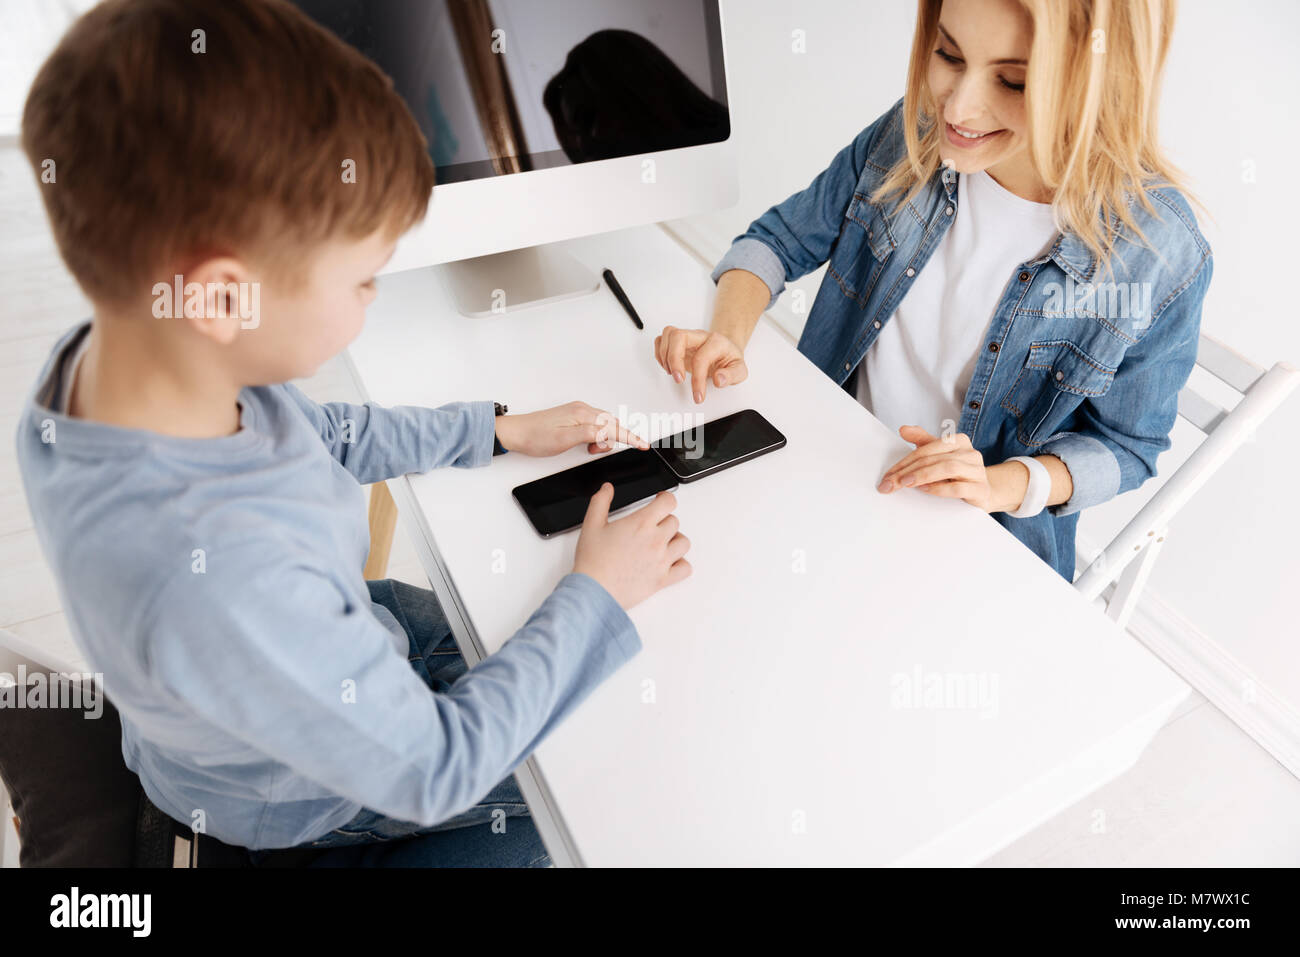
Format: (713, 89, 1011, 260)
(712, 98, 1212, 581)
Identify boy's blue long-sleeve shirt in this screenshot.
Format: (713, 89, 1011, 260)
(15, 321, 641, 849)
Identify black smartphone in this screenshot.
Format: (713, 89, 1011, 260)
(650, 409, 786, 483)
(512, 448, 678, 538)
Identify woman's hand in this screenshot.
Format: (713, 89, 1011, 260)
(653, 326, 749, 403)
(876, 425, 997, 512)
(494, 401, 650, 457)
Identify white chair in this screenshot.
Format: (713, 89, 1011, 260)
(1074, 334, 1299, 627)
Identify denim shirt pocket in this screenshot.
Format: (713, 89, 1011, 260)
(1000, 340, 1117, 447)
(827, 193, 895, 307)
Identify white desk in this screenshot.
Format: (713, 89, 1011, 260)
(346, 223, 1188, 866)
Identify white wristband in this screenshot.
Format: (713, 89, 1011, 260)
(1005, 455, 1051, 518)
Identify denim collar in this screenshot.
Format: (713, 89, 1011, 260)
(1042, 231, 1098, 284)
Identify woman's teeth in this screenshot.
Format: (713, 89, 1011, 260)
(953, 126, 995, 139)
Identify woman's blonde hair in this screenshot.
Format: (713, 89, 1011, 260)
(873, 0, 1188, 272)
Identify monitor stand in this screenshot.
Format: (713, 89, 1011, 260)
(439, 244, 601, 318)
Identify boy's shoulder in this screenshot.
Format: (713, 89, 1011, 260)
(14, 329, 322, 628)
(21, 423, 294, 611)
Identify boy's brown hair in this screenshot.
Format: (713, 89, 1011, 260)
(21, 0, 436, 307)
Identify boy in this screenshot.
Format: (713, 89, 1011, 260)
(15, 0, 691, 865)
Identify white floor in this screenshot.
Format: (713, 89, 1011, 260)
(3, 144, 1299, 866)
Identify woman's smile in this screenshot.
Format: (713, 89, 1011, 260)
(944, 121, 1007, 148)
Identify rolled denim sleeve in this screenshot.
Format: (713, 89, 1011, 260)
(710, 98, 904, 309)
(1041, 252, 1213, 516)
(711, 238, 789, 309)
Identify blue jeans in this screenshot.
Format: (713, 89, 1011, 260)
(252, 578, 551, 867)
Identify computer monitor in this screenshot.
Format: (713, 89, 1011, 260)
(291, 0, 737, 316)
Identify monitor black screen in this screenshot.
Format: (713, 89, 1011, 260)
(291, 0, 730, 184)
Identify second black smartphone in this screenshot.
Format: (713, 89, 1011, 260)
(512, 447, 678, 538)
(650, 409, 786, 482)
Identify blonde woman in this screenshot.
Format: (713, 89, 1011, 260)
(655, 0, 1210, 581)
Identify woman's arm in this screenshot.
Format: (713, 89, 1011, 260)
(879, 427, 1074, 514)
(985, 455, 1074, 513)
(655, 268, 770, 403)
(710, 268, 771, 350)
(884, 240, 1210, 516)
(656, 102, 907, 401)
(1036, 252, 1212, 516)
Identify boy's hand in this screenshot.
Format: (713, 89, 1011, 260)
(573, 483, 691, 609)
(494, 401, 650, 456)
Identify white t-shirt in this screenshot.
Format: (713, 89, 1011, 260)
(856, 170, 1059, 435)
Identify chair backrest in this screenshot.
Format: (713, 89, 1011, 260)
(1074, 333, 1299, 606)
(1176, 335, 1281, 435)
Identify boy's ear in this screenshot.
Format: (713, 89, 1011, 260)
(176, 256, 257, 346)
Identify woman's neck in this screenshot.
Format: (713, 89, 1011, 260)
(984, 156, 1054, 204)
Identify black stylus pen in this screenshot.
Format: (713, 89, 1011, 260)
(602, 268, 643, 330)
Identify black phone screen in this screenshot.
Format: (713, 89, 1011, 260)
(512, 448, 678, 538)
(650, 409, 786, 482)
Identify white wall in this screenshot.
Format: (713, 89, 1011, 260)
(1127, 0, 1300, 705)
(0, 1, 96, 136)
(677, 0, 1300, 704)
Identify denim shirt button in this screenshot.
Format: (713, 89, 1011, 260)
(945, 206, 954, 216)
(905, 267, 915, 277)
(1055, 370, 1065, 381)
(1019, 271, 1031, 282)
(969, 400, 980, 410)
(873, 320, 881, 329)
(988, 342, 999, 353)
(844, 362, 852, 371)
